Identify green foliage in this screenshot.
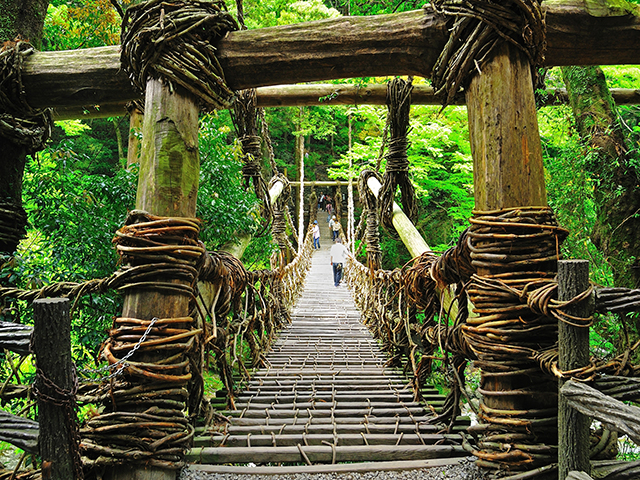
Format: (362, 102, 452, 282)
(197, 114, 264, 251)
(328, 101, 473, 266)
(238, 0, 340, 28)
(42, 0, 121, 51)
(539, 104, 613, 286)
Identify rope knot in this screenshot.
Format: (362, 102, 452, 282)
(121, 0, 239, 111)
(0, 39, 53, 153)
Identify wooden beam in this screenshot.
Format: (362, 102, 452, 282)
(50, 85, 640, 120)
(290, 180, 347, 188)
(21, 1, 640, 117)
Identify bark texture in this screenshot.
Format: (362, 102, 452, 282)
(0, 0, 49, 254)
(0, 0, 48, 48)
(561, 65, 640, 289)
(558, 260, 592, 480)
(18, 1, 640, 117)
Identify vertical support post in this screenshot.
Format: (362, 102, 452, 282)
(465, 40, 555, 461)
(126, 105, 143, 168)
(110, 79, 200, 480)
(347, 113, 354, 251)
(558, 260, 592, 480)
(298, 107, 305, 250)
(33, 298, 77, 480)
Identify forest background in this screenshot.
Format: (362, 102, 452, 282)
(1, 0, 640, 457)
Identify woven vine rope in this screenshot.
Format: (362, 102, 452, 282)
(0, 202, 27, 253)
(430, 0, 546, 107)
(459, 207, 567, 471)
(378, 77, 417, 233)
(0, 40, 53, 153)
(81, 211, 204, 471)
(231, 89, 273, 235)
(358, 170, 382, 272)
(269, 173, 293, 258)
(121, 0, 238, 111)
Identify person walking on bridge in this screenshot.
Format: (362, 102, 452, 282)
(330, 237, 347, 287)
(330, 215, 340, 241)
(312, 220, 320, 249)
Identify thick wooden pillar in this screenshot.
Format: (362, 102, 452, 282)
(465, 41, 553, 447)
(466, 42, 546, 210)
(107, 78, 199, 480)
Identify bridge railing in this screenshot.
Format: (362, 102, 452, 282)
(0, 223, 315, 476)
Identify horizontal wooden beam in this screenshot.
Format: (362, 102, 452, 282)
(50, 84, 640, 120)
(22, 0, 640, 118)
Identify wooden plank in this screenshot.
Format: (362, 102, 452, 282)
(567, 472, 593, 480)
(187, 444, 467, 464)
(0, 321, 33, 355)
(0, 411, 38, 454)
(185, 457, 469, 474)
(20, 1, 640, 115)
(193, 432, 461, 447)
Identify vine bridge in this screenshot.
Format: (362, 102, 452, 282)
(3, 1, 640, 479)
(185, 219, 469, 474)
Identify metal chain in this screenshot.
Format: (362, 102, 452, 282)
(77, 317, 159, 383)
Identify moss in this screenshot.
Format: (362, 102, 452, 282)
(585, 0, 639, 17)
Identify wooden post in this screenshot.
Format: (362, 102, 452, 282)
(109, 79, 199, 480)
(464, 41, 554, 461)
(466, 42, 546, 210)
(558, 260, 592, 480)
(297, 108, 305, 250)
(126, 105, 143, 168)
(32, 298, 77, 480)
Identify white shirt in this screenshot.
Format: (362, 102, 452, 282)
(330, 243, 347, 264)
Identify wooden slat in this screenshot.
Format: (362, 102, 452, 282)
(186, 457, 469, 475)
(193, 432, 461, 447)
(187, 444, 467, 464)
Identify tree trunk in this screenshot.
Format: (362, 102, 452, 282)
(561, 65, 640, 289)
(558, 260, 592, 480)
(0, 0, 49, 255)
(126, 106, 143, 168)
(297, 107, 305, 250)
(0, 0, 48, 48)
(465, 41, 555, 469)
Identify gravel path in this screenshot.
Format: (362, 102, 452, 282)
(180, 458, 487, 480)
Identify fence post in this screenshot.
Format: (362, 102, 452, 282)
(33, 298, 78, 480)
(558, 260, 592, 480)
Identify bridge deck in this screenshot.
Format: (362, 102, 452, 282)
(186, 216, 469, 473)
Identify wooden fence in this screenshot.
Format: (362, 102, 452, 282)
(559, 260, 640, 480)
